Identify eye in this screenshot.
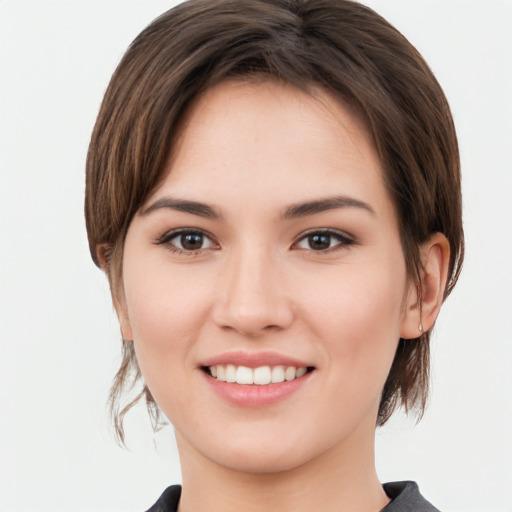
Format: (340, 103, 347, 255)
(156, 229, 217, 253)
(294, 230, 354, 252)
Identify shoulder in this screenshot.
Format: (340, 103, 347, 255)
(144, 485, 181, 512)
(382, 481, 440, 512)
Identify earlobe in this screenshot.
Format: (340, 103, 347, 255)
(114, 295, 134, 342)
(95, 243, 112, 273)
(112, 297, 134, 342)
(95, 243, 134, 341)
(119, 313, 134, 342)
(400, 233, 451, 339)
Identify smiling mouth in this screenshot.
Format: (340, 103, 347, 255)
(202, 364, 315, 386)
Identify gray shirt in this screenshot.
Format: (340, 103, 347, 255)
(145, 481, 440, 511)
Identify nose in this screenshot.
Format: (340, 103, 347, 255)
(212, 245, 295, 337)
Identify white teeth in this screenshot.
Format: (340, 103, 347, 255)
(295, 367, 307, 378)
(226, 364, 236, 383)
(253, 366, 272, 385)
(208, 364, 309, 385)
(216, 365, 226, 382)
(285, 366, 297, 381)
(271, 365, 285, 383)
(235, 366, 254, 385)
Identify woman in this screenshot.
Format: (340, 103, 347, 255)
(85, 0, 463, 510)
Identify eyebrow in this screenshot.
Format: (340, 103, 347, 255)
(141, 197, 221, 219)
(140, 194, 375, 220)
(282, 195, 376, 219)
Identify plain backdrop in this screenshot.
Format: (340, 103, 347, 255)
(1, 1, 511, 511)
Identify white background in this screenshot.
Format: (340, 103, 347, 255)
(0, 1, 511, 511)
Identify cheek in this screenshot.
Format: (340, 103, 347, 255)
(121, 256, 211, 392)
(300, 258, 407, 382)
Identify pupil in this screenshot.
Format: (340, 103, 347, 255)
(309, 234, 330, 250)
(182, 233, 203, 250)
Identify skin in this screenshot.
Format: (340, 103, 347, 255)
(113, 80, 449, 512)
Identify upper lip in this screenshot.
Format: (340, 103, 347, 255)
(200, 350, 313, 369)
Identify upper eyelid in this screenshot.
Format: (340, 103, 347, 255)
(295, 228, 354, 241)
(154, 227, 354, 248)
(155, 227, 217, 244)
(155, 228, 219, 256)
(292, 229, 355, 251)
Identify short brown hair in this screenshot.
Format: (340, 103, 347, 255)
(85, 0, 464, 443)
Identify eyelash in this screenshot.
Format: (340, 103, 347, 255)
(293, 229, 355, 253)
(154, 228, 218, 255)
(154, 228, 355, 256)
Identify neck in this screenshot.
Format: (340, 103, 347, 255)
(175, 420, 389, 512)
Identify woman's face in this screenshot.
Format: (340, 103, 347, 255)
(119, 80, 415, 473)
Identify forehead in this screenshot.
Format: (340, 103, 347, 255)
(152, 79, 391, 219)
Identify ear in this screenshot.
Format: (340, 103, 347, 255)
(95, 243, 134, 341)
(400, 233, 451, 339)
(114, 300, 134, 342)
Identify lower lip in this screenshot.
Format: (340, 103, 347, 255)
(203, 371, 313, 407)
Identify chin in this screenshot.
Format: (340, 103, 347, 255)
(185, 423, 335, 476)
(211, 444, 311, 475)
